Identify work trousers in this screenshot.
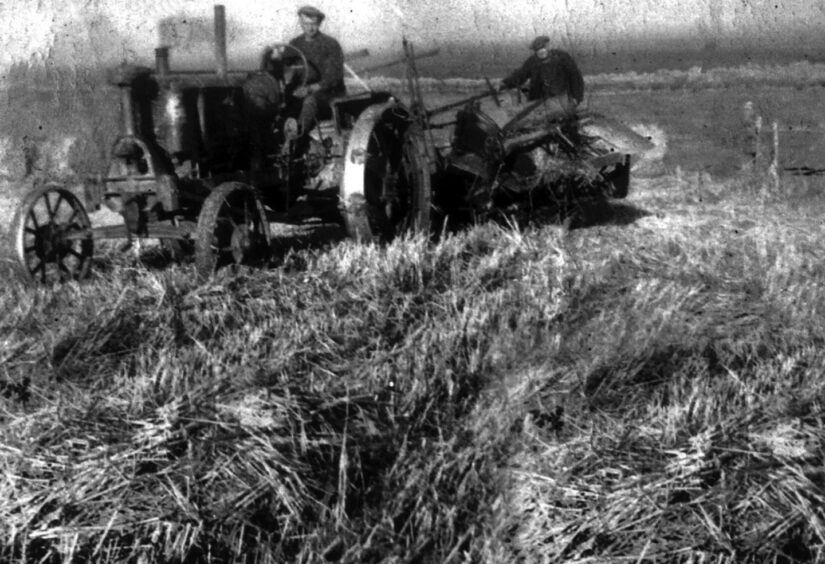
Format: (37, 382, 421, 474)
(297, 92, 334, 134)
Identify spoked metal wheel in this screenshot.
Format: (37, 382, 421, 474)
(194, 182, 271, 280)
(11, 184, 93, 284)
(343, 120, 432, 243)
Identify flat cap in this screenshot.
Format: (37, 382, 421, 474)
(530, 35, 550, 51)
(297, 5, 325, 22)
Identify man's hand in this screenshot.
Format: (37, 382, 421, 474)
(261, 45, 288, 72)
(263, 45, 285, 59)
(293, 83, 320, 98)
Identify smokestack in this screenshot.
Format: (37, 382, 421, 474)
(214, 5, 227, 80)
(155, 46, 170, 79)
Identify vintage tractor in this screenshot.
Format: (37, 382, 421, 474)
(11, 5, 431, 284)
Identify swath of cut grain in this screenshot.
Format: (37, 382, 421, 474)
(2, 101, 825, 562)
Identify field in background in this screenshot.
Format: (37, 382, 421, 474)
(365, 42, 825, 79)
(3, 61, 825, 562)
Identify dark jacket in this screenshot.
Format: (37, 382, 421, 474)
(502, 49, 584, 103)
(285, 32, 346, 98)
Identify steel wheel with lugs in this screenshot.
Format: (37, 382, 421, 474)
(343, 119, 432, 243)
(194, 182, 272, 279)
(11, 184, 93, 284)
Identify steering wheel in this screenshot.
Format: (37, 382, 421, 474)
(264, 43, 309, 90)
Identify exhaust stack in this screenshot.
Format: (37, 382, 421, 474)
(214, 4, 228, 80)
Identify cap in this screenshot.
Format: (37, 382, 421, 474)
(297, 5, 325, 22)
(530, 35, 550, 51)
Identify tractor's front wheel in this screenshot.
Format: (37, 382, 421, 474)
(194, 182, 271, 280)
(11, 184, 94, 284)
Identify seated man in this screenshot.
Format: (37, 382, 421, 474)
(500, 35, 585, 114)
(266, 5, 347, 136)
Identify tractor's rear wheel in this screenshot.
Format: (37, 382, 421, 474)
(194, 182, 271, 280)
(344, 122, 432, 243)
(11, 184, 93, 284)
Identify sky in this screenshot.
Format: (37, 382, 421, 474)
(0, 0, 823, 73)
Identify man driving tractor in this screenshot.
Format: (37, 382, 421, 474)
(245, 5, 345, 167)
(499, 35, 585, 114)
(264, 5, 347, 135)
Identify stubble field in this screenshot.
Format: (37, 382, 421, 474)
(2, 67, 825, 562)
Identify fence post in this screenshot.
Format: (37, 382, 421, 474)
(769, 120, 781, 193)
(742, 101, 761, 167)
(754, 115, 763, 165)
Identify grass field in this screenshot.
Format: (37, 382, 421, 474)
(3, 173, 825, 562)
(3, 64, 825, 562)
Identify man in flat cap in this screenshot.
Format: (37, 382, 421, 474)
(500, 35, 585, 113)
(272, 5, 346, 136)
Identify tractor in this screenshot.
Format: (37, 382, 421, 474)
(11, 5, 431, 283)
